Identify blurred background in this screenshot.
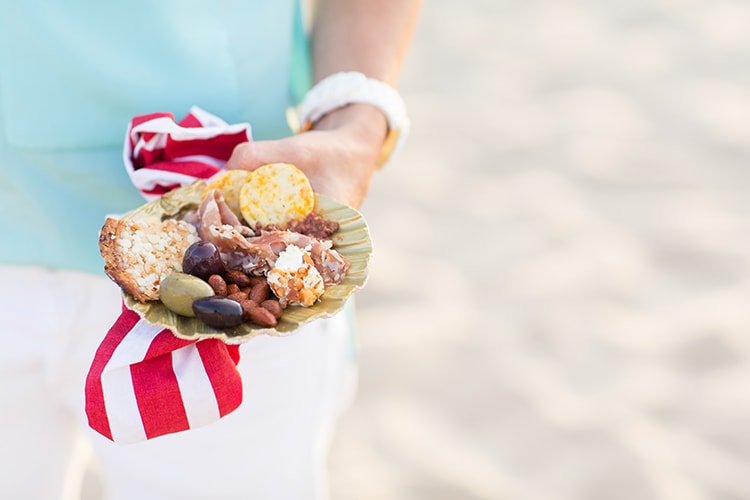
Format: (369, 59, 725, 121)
(329, 0, 750, 499)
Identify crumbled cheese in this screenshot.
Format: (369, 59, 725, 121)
(267, 245, 325, 307)
(273, 244, 308, 272)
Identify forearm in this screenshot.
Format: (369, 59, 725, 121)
(311, 0, 422, 85)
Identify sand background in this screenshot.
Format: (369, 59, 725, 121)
(326, 1, 750, 499)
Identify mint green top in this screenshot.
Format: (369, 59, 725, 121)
(0, 1, 312, 274)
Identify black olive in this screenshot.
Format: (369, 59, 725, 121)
(183, 241, 225, 280)
(192, 296, 244, 328)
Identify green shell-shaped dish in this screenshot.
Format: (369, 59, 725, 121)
(121, 181, 372, 344)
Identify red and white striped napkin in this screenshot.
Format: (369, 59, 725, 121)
(124, 105, 252, 199)
(86, 107, 252, 444)
(86, 308, 243, 444)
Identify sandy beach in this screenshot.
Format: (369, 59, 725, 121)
(326, 1, 750, 499)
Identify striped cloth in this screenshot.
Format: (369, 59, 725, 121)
(124, 105, 252, 199)
(85, 308, 243, 444)
(85, 107, 252, 444)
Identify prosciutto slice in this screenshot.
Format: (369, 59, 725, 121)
(247, 231, 350, 285)
(197, 190, 268, 274)
(197, 189, 244, 238)
(195, 189, 349, 282)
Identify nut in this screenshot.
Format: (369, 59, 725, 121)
(227, 291, 249, 302)
(243, 303, 277, 327)
(249, 280, 271, 304)
(260, 299, 283, 319)
(225, 270, 251, 288)
(208, 274, 227, 296)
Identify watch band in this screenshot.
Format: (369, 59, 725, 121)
(297, 71, 410, 167)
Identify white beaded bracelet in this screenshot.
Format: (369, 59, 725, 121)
(297, 71, 410, 168)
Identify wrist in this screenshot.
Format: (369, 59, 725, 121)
(310, 104, 388, 172)
(311, 103, 387, 141)
(297, 71, 410, 167)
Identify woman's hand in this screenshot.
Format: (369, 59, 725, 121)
(225, 104, 387, 209)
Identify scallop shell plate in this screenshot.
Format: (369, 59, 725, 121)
(121, 180, 372, 344)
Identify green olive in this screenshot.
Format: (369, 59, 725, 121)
(159, 272, 215, 317)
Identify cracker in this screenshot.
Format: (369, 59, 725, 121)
(203, 169, 253, 216)
(239, 163, 314, 229)
(99, 217, 200, 303)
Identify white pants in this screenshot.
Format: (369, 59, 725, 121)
(0, 266, 357, 500)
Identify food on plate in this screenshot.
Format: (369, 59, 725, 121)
(207, 274, 229, 296)
(99, 162, 359, 335)
(267, 244, 325, 307)
(192, 296, 245, 328)
(239, 163, 314, 229)
(287, 212, 340, 240)
(99, 217, 200, 303)
(259, 299, 283, 319)
(196, 189, 349, 281)
(197, 267, 282, 327)
(202, 169, 252, 216)
(182, 241, 225, 280)
(159, 272, 215, 317)
(238, 300, 278, 327)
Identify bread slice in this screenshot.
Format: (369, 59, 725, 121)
(99, 217, 200, 303)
